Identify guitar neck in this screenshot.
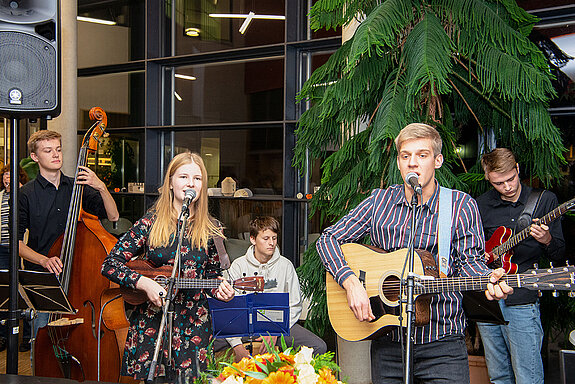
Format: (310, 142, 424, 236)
(494, 199, 573, 256)
(173, 278, 224, 290)
(416, 273, 540, 295)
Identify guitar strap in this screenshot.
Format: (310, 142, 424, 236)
(438, 186, 453, 278)
(214, 235, 230, 269)
(516, 189, 543, 232)
(210, 217, 231, 269)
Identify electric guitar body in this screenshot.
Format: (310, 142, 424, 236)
(484, 226, 517, 273)
(484, 196, 575, 274)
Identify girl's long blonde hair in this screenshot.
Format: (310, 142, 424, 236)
(148, 152, 222, 249)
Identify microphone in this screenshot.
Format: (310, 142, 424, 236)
(181, 189, 197, 214)
(405, 172, 422, 195)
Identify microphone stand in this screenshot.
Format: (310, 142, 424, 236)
(147, 207, 190, 383)
(403, 189, 421, 384)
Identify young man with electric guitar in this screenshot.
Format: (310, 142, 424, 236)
(476, 148, 565, 384)
(316, 123, 512, 384)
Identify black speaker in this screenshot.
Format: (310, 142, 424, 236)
(0, 0, 60, 118)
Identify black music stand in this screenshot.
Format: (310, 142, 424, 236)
(208, 292, 290, 340)
(0, 269, 75, 314)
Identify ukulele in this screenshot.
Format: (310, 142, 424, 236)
(121, 259, 265, 305)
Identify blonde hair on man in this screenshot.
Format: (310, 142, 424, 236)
(148, 152, 221, 249)
(480, 148, 517, 180)
(394, 123, 442, 156)
(27, 130, 62, 154)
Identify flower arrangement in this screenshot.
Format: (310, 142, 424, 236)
(214, 340, 344, 384)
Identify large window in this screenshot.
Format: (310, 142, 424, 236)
(78, 0, 145, 67)
(78, 71, 145, 130)
(76, 0, 342, 263)
(164, 58, 284, 125)
(162, 126, 283, 194)
(164, 0, 285, 56)
(84, 131, 144, 190)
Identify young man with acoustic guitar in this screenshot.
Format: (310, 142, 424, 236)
(476, 148, 565, 384)
(316, 123, 512, 383)
(18, 130, 119, 350)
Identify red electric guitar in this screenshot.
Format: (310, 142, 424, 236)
(485, 197, 575, 273)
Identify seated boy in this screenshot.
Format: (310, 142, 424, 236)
(214, 216, 327, 361)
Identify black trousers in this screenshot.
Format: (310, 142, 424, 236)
(371, 334, 470, 384)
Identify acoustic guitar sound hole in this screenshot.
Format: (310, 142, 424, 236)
(382, 275, 401, 302)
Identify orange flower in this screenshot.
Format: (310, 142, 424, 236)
(262, 371, 296, 384)
(236, 357, 256, 372)
(318, 368, 337, 384)
(279, 353, 295, 365)
(277, 365, 296, 380)
(254, 353, 276, 372)
(245, 377, 264, 384)
(219, 366, 241, 380)
(256, 353, 276, 362)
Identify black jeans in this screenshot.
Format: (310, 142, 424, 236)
(371, 334, 470, 384)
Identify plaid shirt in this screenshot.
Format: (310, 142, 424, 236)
(316, 183, 490, 344)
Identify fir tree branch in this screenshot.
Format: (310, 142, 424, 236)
(451, 71, 510, 119)
(447, 78, 484, 134)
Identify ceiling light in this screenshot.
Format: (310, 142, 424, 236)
(77, 16, 117, 26)
(209, 12, 285, 34)
(209, 13, 285, 20)
(174, 92, 182, 102)
(175, 74, 197, 81)
(185, 27, 201, 37)
(239, 12, 255, 34)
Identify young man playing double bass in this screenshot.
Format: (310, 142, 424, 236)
(316, 123, 512, 383)
(476, 148, 565, 384)
(18, 130, 119, 349)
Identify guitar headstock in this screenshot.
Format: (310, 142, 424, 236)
(233, 276, 266, 292)
(521, 266, 575, 291)
(565, 197, 575, 211)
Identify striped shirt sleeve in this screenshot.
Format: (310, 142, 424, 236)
(316, 190, 379, 286)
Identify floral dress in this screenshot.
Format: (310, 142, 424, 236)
(101, 212, 222, 381)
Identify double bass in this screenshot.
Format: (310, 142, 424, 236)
(33, 108, 132, 382)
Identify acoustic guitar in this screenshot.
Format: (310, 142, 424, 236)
(326, 243, 575, 341)
(485, 197, 575, 273)
(121, 259, 266, 305)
